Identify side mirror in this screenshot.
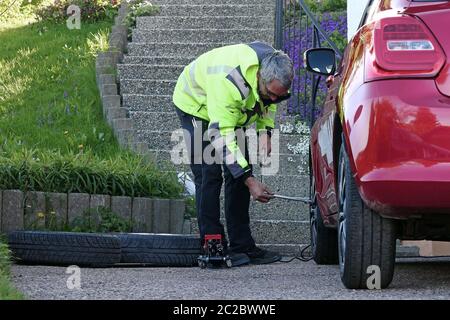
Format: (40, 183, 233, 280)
(303, 48, 336, 76)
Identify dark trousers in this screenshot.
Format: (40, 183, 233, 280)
(175, 106, 255, 253)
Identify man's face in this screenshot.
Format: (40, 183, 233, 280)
(257, 75, 290, 104)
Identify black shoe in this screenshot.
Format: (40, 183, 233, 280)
(245, 246, 281, 265)
(228, 252, 250, 267)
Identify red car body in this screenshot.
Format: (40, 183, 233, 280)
(312, 0, 450, 237)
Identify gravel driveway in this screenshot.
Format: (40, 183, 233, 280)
(10, 257, 450, 300)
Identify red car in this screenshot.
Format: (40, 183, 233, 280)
(304, 0, 450, 289)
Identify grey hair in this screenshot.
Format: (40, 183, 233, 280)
(260, 51, 294, 89)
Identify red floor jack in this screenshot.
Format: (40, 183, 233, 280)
(198, 234, 232, 269)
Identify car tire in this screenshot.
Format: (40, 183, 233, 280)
(8, 231, 122, 267)
(337, 143, 397, 289)
(310, 186, 338, 264)
(118, 234, 201, 267)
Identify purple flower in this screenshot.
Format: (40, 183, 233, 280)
(282, 11, 347, 123)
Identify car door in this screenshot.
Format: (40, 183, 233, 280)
(311, 68, 342, 219)
(311, 0, 377, 221)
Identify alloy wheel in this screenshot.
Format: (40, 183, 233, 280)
(338, 154, 347, 273)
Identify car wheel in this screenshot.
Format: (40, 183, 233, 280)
(8, 231, 121, 267)
(118, 233, 201, 267)
(337, 143, 397, 289)
(310, 180, 338, 264)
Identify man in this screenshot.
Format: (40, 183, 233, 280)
(173, 41, 294, 266)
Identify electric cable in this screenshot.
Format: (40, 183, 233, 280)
(279, 243, 313, 263)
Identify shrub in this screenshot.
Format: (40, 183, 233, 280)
(0, 241, 10, 274)
(36, 0, 121, 23)
(185, 196, 196, 219)
(0, 0, 44, 23)
(0, 147, 183, 199)
(0, 0, 22, 22)
(304, 0, 346, 13)
(124, 0, 159, 34)
(70, 206, 133, 233)
(283, 8, 347, 121)
(0, 239, 23, 300)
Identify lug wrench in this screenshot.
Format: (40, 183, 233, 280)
(271, 194, 312, 204)
(259, 152, 312, 205)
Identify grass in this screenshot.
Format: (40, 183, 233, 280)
(0, 9, 182, 298)
(0, 13, 182, 198)
(0, 237, 24, 300)
(0, 19, 118, 156)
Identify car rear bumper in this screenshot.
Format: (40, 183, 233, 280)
(344, 79, 450, 218)
(358, 164, 450, 218)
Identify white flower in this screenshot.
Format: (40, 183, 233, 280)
(280, 123, 294, 134)
(295, 121, 311, 135)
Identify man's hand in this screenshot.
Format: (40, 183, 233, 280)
(259, 132, 272, 165)
(245, 176, 274, 203)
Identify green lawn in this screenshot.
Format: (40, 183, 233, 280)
(0, 239, 24, 300)
(0, 14, 182, 198)
(0, 15, 120, 301)
(0, 18, 120, 156)
(0, 10, 181, 299)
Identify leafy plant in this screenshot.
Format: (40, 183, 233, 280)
(304, 0, 346, 13)
(0, 239, 24, 300)
(86, 28, 110, 57)
(0, 147, 183, 198)
(70, 206, 132, 233)
(0, 241, 10, 274)
(35, 0, 121, 23)
(0, 17, 184, 201)
(185, 196, 196, 219)
(0, 0, 29, 22)
(283, 8, 347, 122)
(124, 0, 159, 36)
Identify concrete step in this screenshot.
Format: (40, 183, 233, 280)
(191, 218, 310, 245)
(122, 94, 175, 113)
(260, 175, 311, 199)
(121, 94, 289, 113)
(137, 129, 308, 156)
(146, 148, 307, 176)
(120, 79, 176, 95)
(127, 42, 236, 58)
(132, 28, 274, 45)
(157, 4, 274, 17)
(136, 16, 274, 30)
(118, 64, 184, 81)
(122, 56, 195, 66)
(151, 0, 275, 5)
(129, 111, 178, 131)
(214, 197, 309, 222)
(250, 199, 309, 221)
(218, 174, 311, 221)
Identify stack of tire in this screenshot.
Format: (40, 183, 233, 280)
(7, 231, 202, 268)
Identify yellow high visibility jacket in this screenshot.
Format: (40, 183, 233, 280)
(173, 41, 278, 180)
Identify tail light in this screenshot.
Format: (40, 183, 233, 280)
(364, 15, 446, 82)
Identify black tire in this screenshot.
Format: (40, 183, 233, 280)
(118, 234, 201, 267)
(337, 144, 397, 289)
(8, 231, 121, 267)
(310, 199, 339, 265)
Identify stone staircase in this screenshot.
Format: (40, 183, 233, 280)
(117, 0, 311, 255)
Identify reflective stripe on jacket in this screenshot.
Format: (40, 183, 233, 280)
(173, 41, 277, 179)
